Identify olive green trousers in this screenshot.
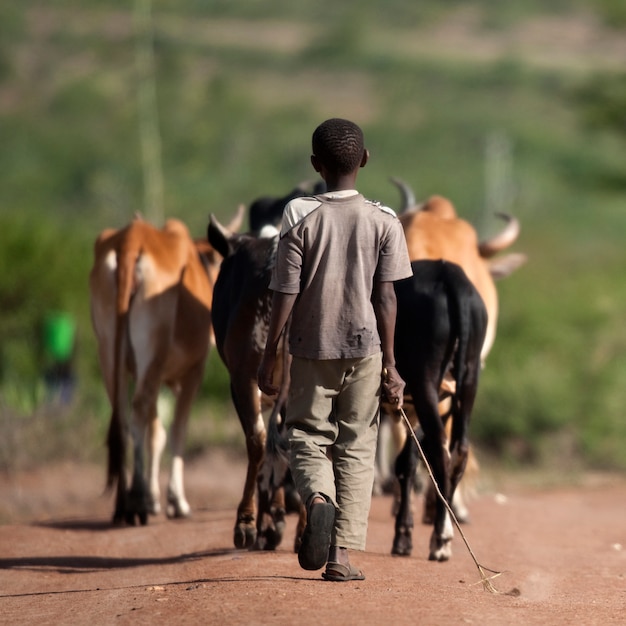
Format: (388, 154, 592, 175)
(287, 352, 382, 551)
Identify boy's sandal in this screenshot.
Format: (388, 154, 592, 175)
(297, 499, 335, 571)
(322, 562, 366, 582)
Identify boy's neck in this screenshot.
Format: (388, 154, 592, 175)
(323, 172, 358, 192)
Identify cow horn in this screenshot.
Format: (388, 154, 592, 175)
(390, 177, 417, 214)
(207, 214, 234, 259)
(478, 212, 521, 258)
(226, 203, 245, 234)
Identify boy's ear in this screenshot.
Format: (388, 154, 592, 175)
(360, 149, 370, 168)
(310, 154, 321, 172)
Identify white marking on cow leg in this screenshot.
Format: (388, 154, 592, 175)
(452, 489, 470, 523)
(429, 510, 454, 562)
(254, 411, 265, 436)
(165, 367, 202, 519)
(167, 455, 190, 518)
(147, 416, 166, 515)
(449, 443, 470, 522)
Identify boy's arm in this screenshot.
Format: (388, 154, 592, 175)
(372, 280, 406, 407)
(257, 291, 298, 396)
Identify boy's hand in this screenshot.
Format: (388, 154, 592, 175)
(381, 366, 406, 408)
(257, 351, 280, 396)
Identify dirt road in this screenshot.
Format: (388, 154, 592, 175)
(1, 449, 625, 625)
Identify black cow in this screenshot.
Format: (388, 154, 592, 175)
(208, 216, 486, 562)
(248, 181, 326, 236)
(207, 215, 296, 550)
(389, 259, 487, 561)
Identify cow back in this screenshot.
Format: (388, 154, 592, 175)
(211, 234, 278, 373)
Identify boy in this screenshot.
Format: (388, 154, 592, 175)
(257, 118, 412, 581)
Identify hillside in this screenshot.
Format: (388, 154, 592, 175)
(0, 1, 625, 471)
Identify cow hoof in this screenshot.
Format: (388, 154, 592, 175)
(257, 520, 285, 551)
(234, 523, 257, 549)
(166, 502, 191, 519)
(428, 549, 451, 562)
(428, 538, 452, 562)
(429, 514, 454, 560)
(125, 487, 151, 526)
(452, 505, 470, 524)
(392, 544, 413, 557)
(112, 512, 125, 527)
(123, 510, 148, 526)
(166, 497, 191, 519)
(392, 527, 413, 557)
(254, 525, 283, 551)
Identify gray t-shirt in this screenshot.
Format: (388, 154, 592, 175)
(269, 191, 412, 360)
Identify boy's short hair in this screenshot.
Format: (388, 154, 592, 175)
(312, 118, 365, 175)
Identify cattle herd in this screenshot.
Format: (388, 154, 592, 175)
(88, 178, 526, 562)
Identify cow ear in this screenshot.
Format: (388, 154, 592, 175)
(488, 252, 528, 280)
(207, 214, 235, 259)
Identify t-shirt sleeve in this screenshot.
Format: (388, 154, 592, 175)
(376, 219, 413, 282)
(269, 235, 303, 294)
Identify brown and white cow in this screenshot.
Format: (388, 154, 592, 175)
(398, 192, 526, 363)
(89, 209, 242, 525)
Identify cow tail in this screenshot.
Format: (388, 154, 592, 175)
(106, 242, 139, 490)
(264, 319, 292, 490)
(264, 404, 290, 490)
(447, 265, 470, 422)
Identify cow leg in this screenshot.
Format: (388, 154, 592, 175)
(391, 431, 418, 556)
(449, 446, 481, 524)
(146, 409, 167, 515)
(255, 478, 287, 551)
(411, 381, 453, 562)
(373, 410, 394, 496)
(422, 396, 451, 525)
(255, 401, 287, 550)
(104, 369, 130, 527)
(110, 406, 129, 526)
(165, 361, 205, 519)
(126, 381, 160, 526)
(97, 318, 131, 526)
(124, 341, 170, 525)
(448, 359, 480, 525)
(256, 363, 290, 550)
(113, 473, 128, 525)
(424, 479, 470, 525)
(423, 437, 453, 562)
(230, 379, 266, 549)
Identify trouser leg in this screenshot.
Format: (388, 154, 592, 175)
(332, 352, 381, 550)
(287, 357, 338, 507)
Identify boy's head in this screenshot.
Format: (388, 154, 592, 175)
(311, 118, 367, 176)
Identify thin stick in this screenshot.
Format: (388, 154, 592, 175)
(397, 404, 506, 593)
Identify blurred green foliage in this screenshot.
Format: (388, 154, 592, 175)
(0, 0, 625, 472)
